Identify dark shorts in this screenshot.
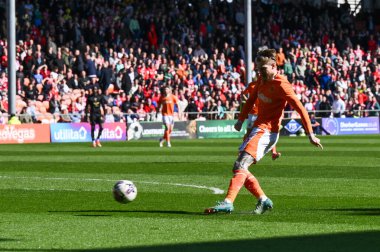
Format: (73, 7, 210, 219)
(90, 114, 103, 125)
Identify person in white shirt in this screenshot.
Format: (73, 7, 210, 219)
(332, 93, 346, 118)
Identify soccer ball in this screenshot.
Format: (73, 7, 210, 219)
(112, 180, 137, 203)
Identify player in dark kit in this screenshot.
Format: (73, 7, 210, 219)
(85, 86, 106, 147)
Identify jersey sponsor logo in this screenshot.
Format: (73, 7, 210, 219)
(258, 92, 272, 103)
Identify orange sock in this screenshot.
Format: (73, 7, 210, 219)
(225, 169, 249, 203)
(244, 171, 265, 199)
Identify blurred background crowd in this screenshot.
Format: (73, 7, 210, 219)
(0, 0, 379, 124)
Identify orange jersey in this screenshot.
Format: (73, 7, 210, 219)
(239, 74, 313, 134)
(242, 81, 259, 115)
(158, 94, 179, 116)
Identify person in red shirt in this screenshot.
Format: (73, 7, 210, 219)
(206, 49, 322, 215)
(157, 86, 179, 147)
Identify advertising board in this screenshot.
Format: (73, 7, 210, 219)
(322, 117, 379, 135)
(50, 123, 126, 142)
(0, 124, 51, 144)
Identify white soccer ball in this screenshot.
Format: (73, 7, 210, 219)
(112, 180, 137, 203)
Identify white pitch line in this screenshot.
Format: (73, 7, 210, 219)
(0, 175, 224, 194)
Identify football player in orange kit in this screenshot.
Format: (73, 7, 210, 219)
(205, 49, 322, 214)
(157, 86, 179, 147)
(241, 81, 281, 160)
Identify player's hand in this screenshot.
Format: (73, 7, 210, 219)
(308, 134, 323, 149)
(234, 120, 243, 131)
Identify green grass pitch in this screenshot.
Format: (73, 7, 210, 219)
(0, 135, 379, 252)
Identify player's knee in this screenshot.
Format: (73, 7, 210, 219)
(233, 152, 256, 171)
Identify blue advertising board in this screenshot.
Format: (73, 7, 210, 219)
(50, 123, 126, 142)
(284, 119, 303, 135)
(322, 117, 379, 135)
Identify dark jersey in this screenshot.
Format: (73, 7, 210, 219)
(86, 94, 105, 116)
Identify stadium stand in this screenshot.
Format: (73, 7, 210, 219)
(0, 0, 379, 124)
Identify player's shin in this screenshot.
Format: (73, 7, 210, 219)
(97, 124, 104, 139)
(91, 124, 95, 141)
(244, 172, 265, 199)
(225, 169, 249, 203)
(167, 129, 172, 143)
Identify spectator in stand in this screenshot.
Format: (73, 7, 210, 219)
(276, 47, 286, 69)
(99, 61, 114, 94)
(316, 95, 331, 118)
(366, 95, 380, 117)
(104, 107, 115, 123)
(185, 98, 199, 120)
(295, 58, 306, 81)
(332, 93, 346, 118)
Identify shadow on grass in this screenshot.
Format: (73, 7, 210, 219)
(1, 231, 379, 252)
(49, 209, 204, 216)
(318, 208, 380, 216)
(73, 214, 111, 217)
(0, 239, 18, 242)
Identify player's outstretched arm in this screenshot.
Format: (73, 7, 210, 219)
(281, 80, 323, 150)
(308, 133, 323, 149)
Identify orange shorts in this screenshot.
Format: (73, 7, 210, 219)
(239, 127, 279, 162)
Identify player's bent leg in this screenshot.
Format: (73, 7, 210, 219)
(205, 152, 255, 214)
(244, 172, 265, 199)
(96, 123, 104, 147)
(241, 130, 277, 214)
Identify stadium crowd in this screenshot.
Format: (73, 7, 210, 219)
(0, 0, 379, 125)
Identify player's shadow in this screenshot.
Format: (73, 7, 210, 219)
(0, 231, 379, 252)
(49, 209, 204, 216)
(0, 238, 18, 242)
(317, 208, 380, 216)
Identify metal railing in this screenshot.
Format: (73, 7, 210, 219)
(0, 109, 379, 125)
